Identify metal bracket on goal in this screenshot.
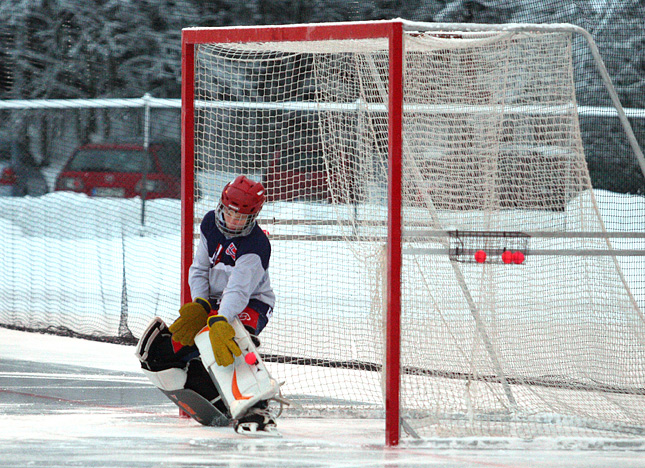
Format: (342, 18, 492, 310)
(448, 230, 530, 264)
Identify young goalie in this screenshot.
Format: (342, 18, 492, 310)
(136, 175, 280, 435)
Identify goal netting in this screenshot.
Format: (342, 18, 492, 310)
(184, 22, 645, 440)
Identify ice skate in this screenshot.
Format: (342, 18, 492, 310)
(234, 406, 280, 437)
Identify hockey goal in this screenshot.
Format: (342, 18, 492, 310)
(181, 20, 645, 445)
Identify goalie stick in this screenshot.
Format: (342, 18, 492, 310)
(161, 387, 230, 427)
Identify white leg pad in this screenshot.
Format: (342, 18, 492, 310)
(194, 317, 280, 419)
(141, 367, 188, 392)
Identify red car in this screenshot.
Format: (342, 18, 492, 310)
(263, 145, 357, 203)
(55, 140, 182, 199)
(263, 146, 329, 202)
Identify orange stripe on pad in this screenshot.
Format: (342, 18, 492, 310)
(232, 370, 251, 400)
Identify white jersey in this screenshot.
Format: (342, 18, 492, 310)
(188, 210, 275, 322)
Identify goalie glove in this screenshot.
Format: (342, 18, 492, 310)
(207, 315, 242, 367)
(168, 297, 211, 346)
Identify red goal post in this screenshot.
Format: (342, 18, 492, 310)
(181, 20, 406, 446)
(180, 20, 645, 446)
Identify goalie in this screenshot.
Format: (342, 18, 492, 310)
(136, 175, 279, 435)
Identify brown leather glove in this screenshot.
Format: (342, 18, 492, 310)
(207, 315, 242, 366)
(168, 298, 210, 346)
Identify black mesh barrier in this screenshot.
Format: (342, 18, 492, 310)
(0, 1, 643, 343)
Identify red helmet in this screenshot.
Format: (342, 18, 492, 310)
(215, 175, 265, 237)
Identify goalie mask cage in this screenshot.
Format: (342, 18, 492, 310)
(180, 20, 645, 446)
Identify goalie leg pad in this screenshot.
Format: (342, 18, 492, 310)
(135, 317, 167, 368)
(136, 317, 231, 424)
(194, 317, 280, 420)
(135, 317, 197, 372)
(142, 366, 187, 391)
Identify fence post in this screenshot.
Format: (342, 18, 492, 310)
(140, 93, 151, 231)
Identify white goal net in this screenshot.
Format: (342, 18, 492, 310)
(186, 22, 645, 439)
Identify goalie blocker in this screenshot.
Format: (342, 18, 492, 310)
(135, 316, 282, 433)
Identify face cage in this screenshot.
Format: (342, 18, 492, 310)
(215, 202, 258, 238)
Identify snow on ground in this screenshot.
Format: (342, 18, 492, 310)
(1, 189, 645, 466)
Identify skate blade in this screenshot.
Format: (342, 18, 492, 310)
(234, 423, 281, 438)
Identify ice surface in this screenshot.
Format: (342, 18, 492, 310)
(1, 327, 644, 468)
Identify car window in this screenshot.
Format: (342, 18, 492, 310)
(68, 149, 153, 173)
(279, 154, 296, 171)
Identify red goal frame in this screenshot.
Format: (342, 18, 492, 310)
(180, 20, 405, 446)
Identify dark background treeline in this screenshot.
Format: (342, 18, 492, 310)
(1, 0, 643, 193)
